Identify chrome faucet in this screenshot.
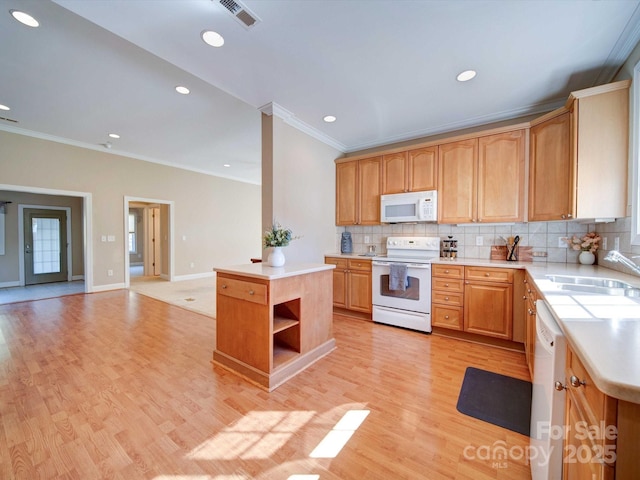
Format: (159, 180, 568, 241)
(604, 250, 640, 276)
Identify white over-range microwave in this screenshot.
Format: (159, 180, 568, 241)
(380, 190, 437, 223)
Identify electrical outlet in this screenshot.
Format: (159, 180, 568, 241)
(476, 236, 483, 246)
(364, 235, 370, 243)
(602, 237, 608, 250)
(107, 269, 113, 276)
(532, 251, 548, 257)
(614, 237, 620, 250)
(190, 262, 195, 268)
(558, 237, 568, 248)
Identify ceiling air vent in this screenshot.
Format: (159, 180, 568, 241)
(218, 0, 261, 29)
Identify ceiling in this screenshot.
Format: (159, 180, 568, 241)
(2, 0, 640, 185)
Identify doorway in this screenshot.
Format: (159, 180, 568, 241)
(23, 208, 69, 285)
(124, 197, 173, 288)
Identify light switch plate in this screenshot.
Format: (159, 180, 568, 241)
(476, 236, 483, 246)
(558, 237, 568, 248)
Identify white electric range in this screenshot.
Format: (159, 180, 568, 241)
(371, 236, 440, 333)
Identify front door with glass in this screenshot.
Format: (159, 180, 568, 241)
(24, 208, 68, 285)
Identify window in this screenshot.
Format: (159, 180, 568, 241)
(632, 60, 640, 246)
(128, 213, 137, 253)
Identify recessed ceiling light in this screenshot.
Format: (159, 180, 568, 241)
(108, 133, 120, 139)
(223, 164, 231, 167)
(175, 86, 190, 95)
(0, 104, 10, 111)
(456, 70, 477, 82)
(10, 10, 39, 27)
(323, 115, 337, 123)
(202, 30, 224, 48)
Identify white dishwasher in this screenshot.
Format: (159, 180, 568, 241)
(530, 299, 566, 480)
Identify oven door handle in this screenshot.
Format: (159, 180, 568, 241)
(372, 261, 431, 269)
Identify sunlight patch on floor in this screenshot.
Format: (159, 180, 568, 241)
(187, 410, 316, 460)
(309, 410, 370, 458)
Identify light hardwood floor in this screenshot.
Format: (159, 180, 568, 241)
(0, 291, 532, 479)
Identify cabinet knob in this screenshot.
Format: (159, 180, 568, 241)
(561, 214, 566, 219)
(485, 273, 490, 277)
(567, 214, 573, 219)
(570, 375, 586, 388)
(221, 284, 227, 289)
(248, 290, 255, 295)
(444, 297, 449, 301)
(444, 315, 450, 319)
(523, 295, 527, 300)
(528, 308, 535, 315)
(444, 270, 449, 274)
(555, 381, 567, 391)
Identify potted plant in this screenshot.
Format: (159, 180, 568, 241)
(564, 232, 601, 265)
(263, 221, 299, 267)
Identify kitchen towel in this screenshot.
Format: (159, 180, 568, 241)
(389, 263, 408, 291)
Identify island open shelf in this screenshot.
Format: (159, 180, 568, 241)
(212, 263, 336, 391)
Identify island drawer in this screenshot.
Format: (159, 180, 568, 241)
(432, 264, 464, 279)
(217, 277, 268, 305)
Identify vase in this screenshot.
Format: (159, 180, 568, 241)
(267, 247, 285, 267)
(579, 251, 595, 265)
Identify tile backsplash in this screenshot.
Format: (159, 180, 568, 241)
(336, 216, 635, 267)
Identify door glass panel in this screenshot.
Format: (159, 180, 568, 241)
(32, 217, 61, 274)
(380, 275, 420, 300)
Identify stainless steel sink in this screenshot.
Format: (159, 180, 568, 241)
(545, 274, 640, 297)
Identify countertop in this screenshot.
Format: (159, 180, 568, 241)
(214, 262, 335, 280)
(327, 253, 640, 403)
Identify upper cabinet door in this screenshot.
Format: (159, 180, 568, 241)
(408, 146, 438, 192)
(438, 139, 478, 224)
(358, 157, 382, 225)
(528, 112, 572, 222)
(382, 152, 408, 194)
(477, 130, 526, 223)
(336, 161, 359, 226)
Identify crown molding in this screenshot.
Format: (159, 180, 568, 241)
(259, 102, 347, 152)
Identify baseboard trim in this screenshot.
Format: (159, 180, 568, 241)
(92, 283, 125, 292)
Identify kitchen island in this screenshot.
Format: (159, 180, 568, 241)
(212, 262, 336, 391)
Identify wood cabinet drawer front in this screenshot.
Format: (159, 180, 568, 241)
(567, 348, 605, 422)
(325, 257, 348, 269)
(348, 259, 372, 272)
(432, 264, 464, 279)
(217, 277, 267, 305)
(432, 291, 464, 306)
(432, 278, 464, 292)
(432, 305, 463, 330)
(465, 266, 514, 283)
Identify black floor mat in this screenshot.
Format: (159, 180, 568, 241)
(456, 366, 532, 436)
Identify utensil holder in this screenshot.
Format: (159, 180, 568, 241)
(506, 244, 518, 261)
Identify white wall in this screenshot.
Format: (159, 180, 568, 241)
(263, 115, 341, 264)
(0, 130, 262, 288)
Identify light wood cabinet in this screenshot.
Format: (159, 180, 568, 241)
(529, 111, 573, 221)
(464, 267, 513, 340)
(382, 147, 438, 194)
(325, 256, 372, 316)
(431, 264, 465, 330)
(438, 130, 525, 224)
(529, 80, 629, 221)
(438, 139, 477, 224)
(563, 345, 617, 480)
(523, 273, 538, 378)
(214, 268, 335, 391)
(336, 157, 382, 226)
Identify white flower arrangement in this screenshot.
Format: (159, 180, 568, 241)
(564, 232, 600, 254)
(263, 222, 299, 248)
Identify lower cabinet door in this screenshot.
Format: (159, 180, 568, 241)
(348, 271, 372, 313)
(464, 282, 513, 339)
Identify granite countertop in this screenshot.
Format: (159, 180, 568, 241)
(214, 262, 335, 280)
